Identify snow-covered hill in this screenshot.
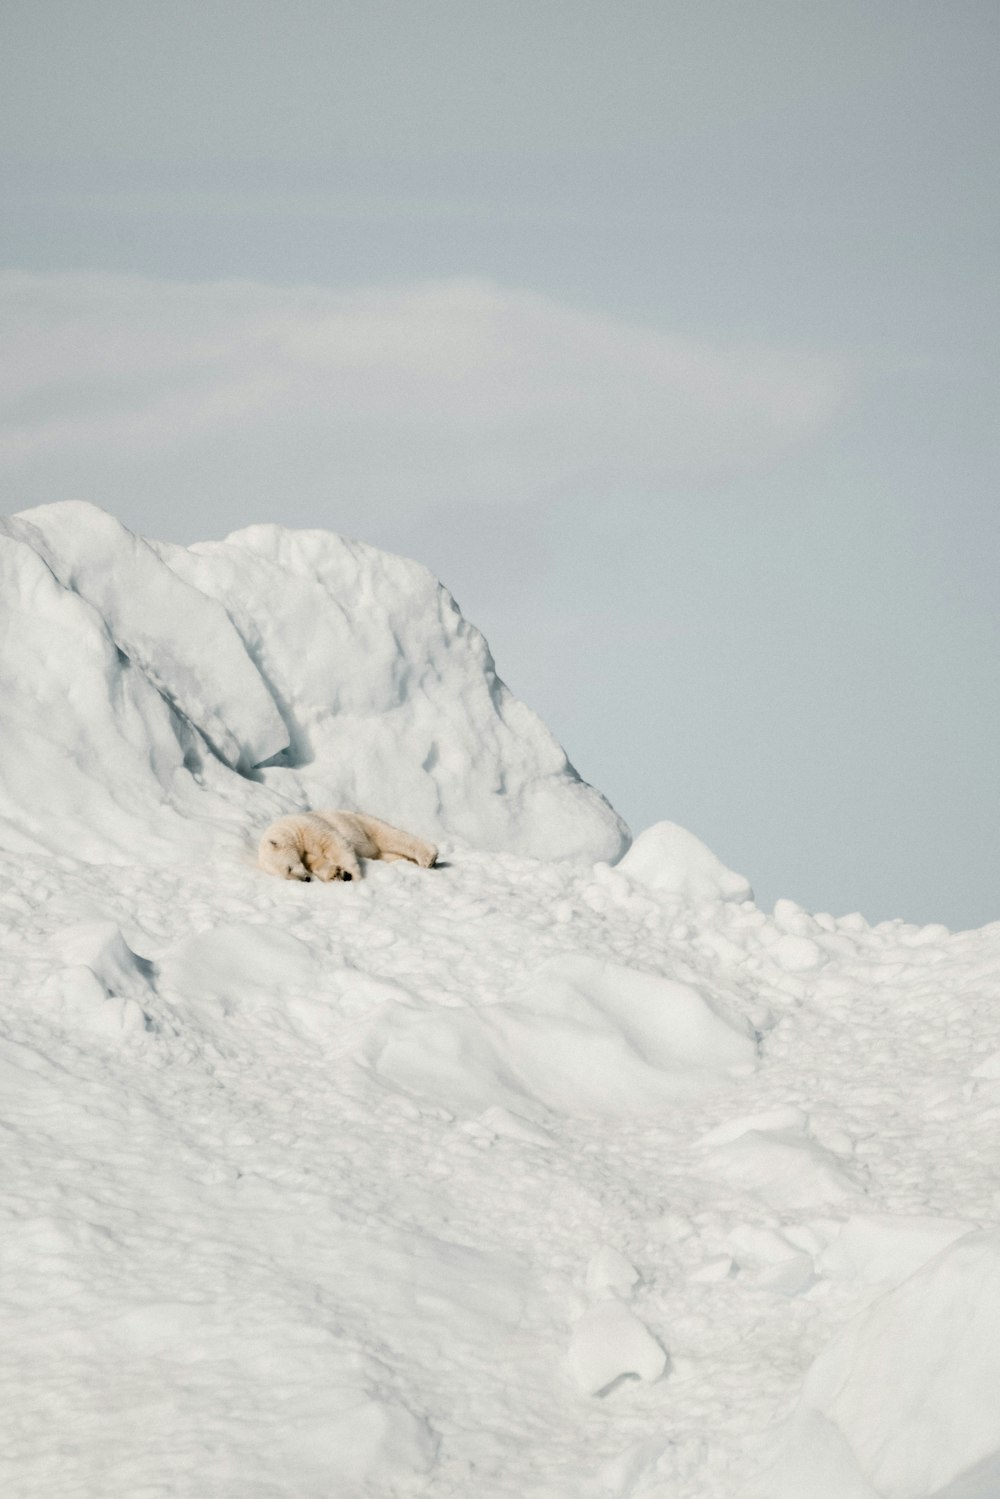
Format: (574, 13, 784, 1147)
(2, 504, 999, 1499)
(0, 501, 628, 867)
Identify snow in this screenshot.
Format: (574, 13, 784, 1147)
(566, 1300, 668, 1396)
(585, 1246, 641, 1298)
(616, 819, 753, 903)
(766, 1232, 1000, 1499)
(2, 500, 1000, 1499)
(351, 955, 756, 1121)
(699, 1114, 863, 1212)
(0, 500, 627, 867)
(2, 502, 287, 770)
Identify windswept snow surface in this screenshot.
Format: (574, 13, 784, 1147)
(2, 504, 1000, 1499)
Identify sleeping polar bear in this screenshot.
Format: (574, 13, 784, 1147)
(258, 809, 438, 883)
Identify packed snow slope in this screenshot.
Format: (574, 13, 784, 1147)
(2, 504, 1000, 1499)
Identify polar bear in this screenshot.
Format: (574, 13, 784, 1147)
(258, 809, 438, 883)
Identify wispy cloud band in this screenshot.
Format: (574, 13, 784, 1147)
(1, 271, 846, 525)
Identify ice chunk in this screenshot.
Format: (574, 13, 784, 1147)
(586, 1247, 640, 1299)
(689, 1254, 735, 1283)
(156, 922, 319, 1034)
(566, 1300, 667, 1395)
(616, 821, 753, 902)
(769, 933, 825, 972)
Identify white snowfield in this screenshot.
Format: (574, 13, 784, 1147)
(2, 504, 999, 1499)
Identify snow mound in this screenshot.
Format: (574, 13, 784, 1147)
(766, 1231, 1000, 1499)
(156, 922, 321, 1036)
(285, 1397, 438, 1489)
(356, 953, 757, 1118)
(39, 919, 153, 1036)
(616, 820, 752, 902)
(700, 1112, 862, 1211)
(0, 501, 628, 865)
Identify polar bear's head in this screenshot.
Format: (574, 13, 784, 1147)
(258, 818, 313, 881)
(257, 813, 360, 882)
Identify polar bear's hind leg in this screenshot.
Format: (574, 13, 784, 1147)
(354, 814, 438, 868)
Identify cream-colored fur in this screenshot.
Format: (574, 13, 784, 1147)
(258, 809, 437, 883)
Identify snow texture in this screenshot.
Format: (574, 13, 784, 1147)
(2, 501, 1000, 1499)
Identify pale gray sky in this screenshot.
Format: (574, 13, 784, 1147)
(2, 1, 998, 927)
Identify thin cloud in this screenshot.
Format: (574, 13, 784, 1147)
(1, 272, 847, 521)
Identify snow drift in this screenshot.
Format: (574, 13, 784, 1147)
(0, 501, 628, 865)
(354, 953, 757, 1119)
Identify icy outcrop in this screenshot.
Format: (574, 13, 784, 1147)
(0, 501, 628, 865)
